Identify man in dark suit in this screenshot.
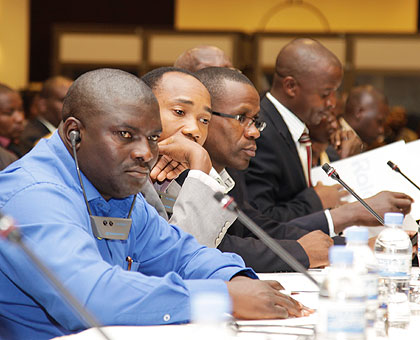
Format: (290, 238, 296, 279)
(245, 38, 349, 223)
(18, 76, 72, 155)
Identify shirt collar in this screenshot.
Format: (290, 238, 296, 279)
(37, 117, 57, 134)
(209, 167, 235, 193)
(266, 92, 307, 142)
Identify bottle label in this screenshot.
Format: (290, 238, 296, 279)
(375, 254, 411, 277)
(364, 274, 378, 300)
(318, 299, 366, 334)
(388, 292, 410, 322)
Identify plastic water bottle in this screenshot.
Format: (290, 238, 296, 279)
(374, 212, 412, 329)
(317, 246, 366, 340)
(190, 291, 234, 339)
(345, 227, 378, 331)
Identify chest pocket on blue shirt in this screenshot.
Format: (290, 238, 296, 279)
(126, 258, 141, 272)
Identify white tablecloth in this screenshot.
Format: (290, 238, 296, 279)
(53, 269, 420, 340)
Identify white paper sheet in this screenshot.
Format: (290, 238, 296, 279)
(311, 141, 420, 236)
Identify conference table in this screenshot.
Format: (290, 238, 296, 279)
(54, 269, 420, 340)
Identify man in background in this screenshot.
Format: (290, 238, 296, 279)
(19, 76, 72, 155)
(341, 85, 388, 151)
(175, 45, 233, 72)
(0, 84, 25, 169)
(245, 38, 348, 223)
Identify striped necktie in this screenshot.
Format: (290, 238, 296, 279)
(299, 132, 312, 187)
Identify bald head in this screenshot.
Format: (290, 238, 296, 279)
(62, 68, 157, 122)
(270, 38, 343, 126)
(345, 85, 386, 117)
(274, 38, 341, 84)
(174, 45, 233, 72)
(344, 85, 388, 146)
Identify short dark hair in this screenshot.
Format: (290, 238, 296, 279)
(39, 76, 72, 99)
(62, 68, 156, 122)
(195, 67, 254, 103)
(0, 83, 14, 96)
(141, 67, 201, 90)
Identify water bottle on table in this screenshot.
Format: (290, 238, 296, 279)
(374, 212, 412, 329)
(317, 246, 366, 340)
(345, 227, 378, 331)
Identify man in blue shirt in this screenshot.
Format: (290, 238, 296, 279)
(0, 69, 305, 339)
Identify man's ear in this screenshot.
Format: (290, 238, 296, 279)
(354, 105, 364, 120)
(37, 97, 47, 113)
(61, 117, 83, 150)
(282, 76, 299, 98)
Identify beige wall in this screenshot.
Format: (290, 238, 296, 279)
(176, 0, 418, 33)
(0, 0, 29, 89)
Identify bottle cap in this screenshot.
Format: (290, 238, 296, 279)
(191, 291, 232, 323)
(329, 245, 353, 265)
(384, 212, 404, 226)
(345, 227, 369, 243)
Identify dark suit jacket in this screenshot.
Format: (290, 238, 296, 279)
(218, 168, 335, 272)
(0, 146, 17, 170)
(177, 169, 344, 272)
(18, 118, 52, 156)
(244, 95, 323, 223)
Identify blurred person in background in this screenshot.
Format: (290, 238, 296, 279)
(19, 76, 72, 155)
(384, 105, 418, 144)
(0, 83, 25, 170)
(175, 45, 233, 72)
(341, 85, 388, 151)
(309, 94, 363, 166)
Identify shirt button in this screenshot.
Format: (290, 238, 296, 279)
(163, 314, 171, 322)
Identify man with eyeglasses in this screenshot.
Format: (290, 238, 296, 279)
(195, 67, 335, 271)
(211, 111, 267, 132)
(195, 67, 412, 271)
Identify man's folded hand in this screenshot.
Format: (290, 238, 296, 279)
(226, 276, 314, 319)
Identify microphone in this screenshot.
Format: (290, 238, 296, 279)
(321, 163, 384, 226)
(387, 160, 420, 192)
(214, 192, 320, 288)
(0, 211, 112, 340)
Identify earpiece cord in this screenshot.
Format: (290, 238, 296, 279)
(127, 195, 136, 218)
(71, 139, 93, 215)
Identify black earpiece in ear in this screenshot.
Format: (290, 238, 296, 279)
(69, 130, 81, 146)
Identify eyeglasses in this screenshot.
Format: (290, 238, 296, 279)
(212, 111, 266, 132)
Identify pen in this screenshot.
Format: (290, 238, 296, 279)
(126, 256, 133, 271)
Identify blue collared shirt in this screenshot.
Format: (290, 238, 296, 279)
(0, 131, 255, 339)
